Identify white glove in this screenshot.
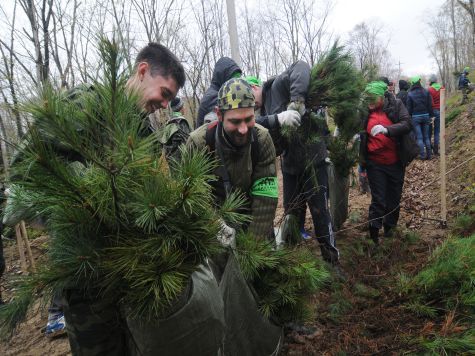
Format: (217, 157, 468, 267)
(277, 110, 301, 128)
(370, 124, 388, 137)
(217, 220, 236, 248)
(287, 101, 306, 116)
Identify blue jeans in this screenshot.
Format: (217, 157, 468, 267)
(412, 114, 431, 159)
(432, 109, 440, 147)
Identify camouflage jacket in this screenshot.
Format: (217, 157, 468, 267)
(186, 123, 277, 240)
(156, 112, 191, 163)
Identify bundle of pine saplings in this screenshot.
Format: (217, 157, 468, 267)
(0, 39, 245, 336)
(235, 232, 330, 324)
(283, 42, 365, 177)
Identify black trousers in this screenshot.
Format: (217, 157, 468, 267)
(282, 164, 336, 250)
(366, 160, 405, 230)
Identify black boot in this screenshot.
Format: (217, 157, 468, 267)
(433, 144, 439, 156)
(369, 226, 380, 244)
(320, 244, 339, 265)
(383, 224, 394, 238)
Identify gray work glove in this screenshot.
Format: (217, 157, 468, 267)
(370, 124, 388, 137)
(287, 101, 306, 116)
(277, 110, 301, 128)
(217, 220, 236, 248)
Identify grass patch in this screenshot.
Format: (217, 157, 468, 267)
(404, 301, 438, 318)
(446, 107, 463, 125)
(453, 213, 475, 236)
(348, 210, 363, 224)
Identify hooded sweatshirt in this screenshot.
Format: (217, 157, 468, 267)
(196, 57, 241, 127)
(396, 80, 410, 107)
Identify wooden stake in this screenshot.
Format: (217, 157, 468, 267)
(20, 220, 36, 271)
(439, 88, 447, 226)
(15, 224, 27, 272)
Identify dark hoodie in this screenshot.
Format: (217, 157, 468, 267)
(397, 80, 410, 107)
(196, 57, 241, 127)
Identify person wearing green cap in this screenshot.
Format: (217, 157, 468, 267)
(186, 77, 282, 355)
(458, 67, 473, 104)
(360, 80, 415, 244)
(407, 76, 434, 160)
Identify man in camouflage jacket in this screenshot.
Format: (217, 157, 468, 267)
(187, 78, 277, 240)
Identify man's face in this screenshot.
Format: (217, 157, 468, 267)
(388, 82, 395, 93)
(219, 107, 255, 146)
(135, 62, 178, 113)
(251, 85, 263, 109)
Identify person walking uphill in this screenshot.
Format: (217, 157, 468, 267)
(246, 61, 338, 264)
(360, 81, 413, 244)
(428, 74, 444, 155)
(397, 79, 410, 107)
(458, 67, 473, 104)
(407, 76, 434, 160)
(196, 57, 242, 127)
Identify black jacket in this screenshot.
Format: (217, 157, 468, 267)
(196, 57, 241, 127)
(360, 93, 415, 167)
(407, 83, 434, 117)
(256, 61, 324, 174)
(397, 80, 409, 107)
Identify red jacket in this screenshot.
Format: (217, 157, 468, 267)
(366, 110, 398, 165)
(428, 84, 444, 110)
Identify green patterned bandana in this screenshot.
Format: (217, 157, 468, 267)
(218, 78, 255, 111)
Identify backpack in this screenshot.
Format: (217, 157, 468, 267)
(458, 74, 465, 90)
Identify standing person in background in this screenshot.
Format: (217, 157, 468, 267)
(406, 76, 434, 160)
(196, 57, 242, 127)
(360, 81, 412, 244)
(428, 74, 444, 155)
(388, 80, 396, 96)
(458, 67, 473, 104)
(397, 79, 410, 107)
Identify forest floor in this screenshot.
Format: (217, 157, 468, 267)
(0, 95, 474, 355)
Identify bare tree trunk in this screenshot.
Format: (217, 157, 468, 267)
(451, 0, 460, 71)
(457, 0, 475, 47)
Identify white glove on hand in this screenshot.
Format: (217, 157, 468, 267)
(277, 110, 301, 128)
(217, 220, 236, 248)
(370, 124, 388, 137)
(287, 101, 306, 116)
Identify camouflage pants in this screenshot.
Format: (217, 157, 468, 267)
(461, 85, 474, 104)
(62, 289, 130, 356)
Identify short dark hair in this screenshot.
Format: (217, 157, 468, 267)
(135, 43, 185, 88)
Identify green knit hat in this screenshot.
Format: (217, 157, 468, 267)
(364, 81, 387, 97)
(218, 78, 255, 111)
(244, 75, 262, 87)
(410, 75, 421, 85)
(464, 66, 470, 73)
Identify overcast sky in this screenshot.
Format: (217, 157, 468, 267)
(328, 0, 445, 77)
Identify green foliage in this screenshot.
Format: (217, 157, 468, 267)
(1, 38, 245, 333)
(306, 42, 365, 177)
(418, 330, 475, 355)
(404, 301, 438, 318)
(453, 213, 475, 236)
(235, 232, 330, 324)
(411, 235, 475, 314)
(307, 42, 365, 139)
(446, 107, 463, 125)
